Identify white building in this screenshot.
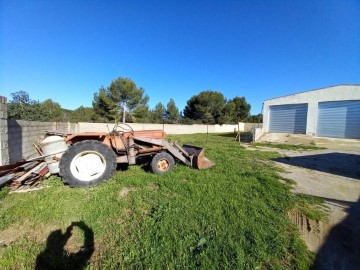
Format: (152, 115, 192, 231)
(263, 85, 360, 139)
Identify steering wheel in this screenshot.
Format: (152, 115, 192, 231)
(112, 123, 134, 134)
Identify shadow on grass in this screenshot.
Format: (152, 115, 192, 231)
(216, 132, 253, 143)
(273, 152, 360, 180)
(35, 221, 94, 270)
(117, 163, 129, 171)
(313, 198, 360, 269)
(216, 132, 238, 138)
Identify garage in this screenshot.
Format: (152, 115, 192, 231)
(269, 104, 308, 134)
(317, 100, 360, 139)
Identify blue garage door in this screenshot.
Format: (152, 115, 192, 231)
(269, 104, 308, 134)
(317, 100, 360, 139)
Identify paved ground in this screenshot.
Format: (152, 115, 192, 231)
(274, 149, 360, 203)
(259, 133, 360, 152)
(257, 133, 360, 203)
(248, 133, 360, 269)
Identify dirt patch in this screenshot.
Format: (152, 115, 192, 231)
(63, 226, 86, 253)
(288, 202, 348, 253)
(119, 187, 133, 198)
(0, 222, 58, 246)
(0, 226, 26, 246)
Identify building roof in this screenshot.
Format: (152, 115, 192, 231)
(264, 84, 360, 101)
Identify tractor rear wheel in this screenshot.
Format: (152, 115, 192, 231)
(151, 152, 175, 174)
(59, 140, 116, 187)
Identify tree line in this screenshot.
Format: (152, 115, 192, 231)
(7, 77, 262, 124)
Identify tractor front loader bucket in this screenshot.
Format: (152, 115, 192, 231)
(182, 145, 215, 170)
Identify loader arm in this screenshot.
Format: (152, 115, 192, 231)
(133, 137, 215, 169)
(133, 137, 191, 166)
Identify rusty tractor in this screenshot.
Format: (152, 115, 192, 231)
(41, 124, 215, 187)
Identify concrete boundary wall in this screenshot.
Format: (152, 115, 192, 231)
(0, 95, 263, 165)
(1, 121, 243, 165)
(0, 97, 9, 165)
(77, 122, 244, 134)
(4, 120, 78, 165)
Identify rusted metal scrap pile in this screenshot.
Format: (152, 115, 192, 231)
(0, 161, 49, 192)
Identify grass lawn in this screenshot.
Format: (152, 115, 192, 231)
(0, 133, 313, 269)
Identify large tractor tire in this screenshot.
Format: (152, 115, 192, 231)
(59, 140, 116, 187)
(151, 152, 175, 174)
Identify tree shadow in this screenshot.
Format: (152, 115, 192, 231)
(312, 198, 360, 269)
(216, 132, 253, 143)
(216, 132, 238, 138)
(35, 221, 94, 270)
(273, 152, 360, 180)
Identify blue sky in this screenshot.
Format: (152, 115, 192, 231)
(1, 0, 359, 114)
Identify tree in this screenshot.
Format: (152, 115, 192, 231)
(219, 101, 236, 124)
(10, 90, 31, 104)
(40, 99, 63, 121)
(7, 91, 43, 120)
(183, 91, 226, 124)
(92, 77, 149, 123)
(246, 113, 263, 123)
(92, 86, 113, 122)
(71, 106, 97, 123)
(218, 97, 251, 124)
(165, 99, 180, 123)
(131, 105, 150, 123)
(230, 96, 251, 121)
(150, 102, 166, 123)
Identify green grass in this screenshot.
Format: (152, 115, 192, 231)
(293, 194, 328, 221)
(252, 142, 326, 151)
(0, 133, 314, 269)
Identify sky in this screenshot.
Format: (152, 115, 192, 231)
(1, 0, 359, 115)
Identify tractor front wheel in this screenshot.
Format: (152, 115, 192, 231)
(151, 152, 175, 174)
(59, 140, 116, 187)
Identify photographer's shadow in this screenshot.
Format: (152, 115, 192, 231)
(35, 221, 94, 270)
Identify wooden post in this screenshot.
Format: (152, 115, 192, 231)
(236, 122, 241, 144)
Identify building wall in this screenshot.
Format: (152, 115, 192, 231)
(263, 85, 360, 135)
